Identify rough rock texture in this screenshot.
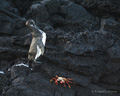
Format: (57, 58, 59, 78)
(26, 3, 50, 25)
(0, 0, 120, 96)
(41, 0, 60, 14)
(75, 0, 120, 17)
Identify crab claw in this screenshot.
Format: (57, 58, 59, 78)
(50, 77, 57, 82)
(50, 79, 53, 82)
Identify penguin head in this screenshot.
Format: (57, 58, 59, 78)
(26, 19, 36, 27)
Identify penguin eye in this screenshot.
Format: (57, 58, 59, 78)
(30, 21, 34, 25)
(30, 21, 35, 26)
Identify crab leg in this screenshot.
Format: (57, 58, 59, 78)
(67, 80, 73, 83)
(55, 80, 58, 85)
(66, 81, 71, 88)
(63, 81, 66, 87)
(67, 78, 72, 80)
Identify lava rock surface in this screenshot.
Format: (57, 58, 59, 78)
(0, 0, 120, 96)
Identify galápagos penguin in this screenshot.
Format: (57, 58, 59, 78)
(26, 19, 46, 69)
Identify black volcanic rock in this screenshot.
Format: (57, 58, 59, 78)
(44, 25, 54, 32)
(51, 14, 65, 26)
(0, 74, 9, 94)
(107, 40, 120, 59)
(75, 0, 120, 17)
(0, 21, 15, 35)
(26, 3, 50, 25)
(100, 18, 120, 37)
(5, 72, 75, 96)
(11, 34, 32, 46)
(10, 64, 31, 79)
(0, 0, 27, 35)
(41, 0, 60, 14)
(10, 0, 33, 16)
(0, 0, 120, 96)
(60, 3, 99, 31)
(66, 4, 92, 21)
(100, 70, 120, 85)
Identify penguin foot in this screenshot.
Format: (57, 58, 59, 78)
(28, 60, 35, 70)
(29, 63, 35, 70)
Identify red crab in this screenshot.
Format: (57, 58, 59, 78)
(50, 75, 73, 88)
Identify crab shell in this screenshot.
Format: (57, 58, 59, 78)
(50, 75, 73, 88)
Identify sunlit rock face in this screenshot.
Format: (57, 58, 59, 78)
(0, 0, 120, 96)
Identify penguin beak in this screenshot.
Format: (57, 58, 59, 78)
(26, 21, 28, 26)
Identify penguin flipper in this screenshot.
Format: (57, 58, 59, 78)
(37, 40, 45, 55)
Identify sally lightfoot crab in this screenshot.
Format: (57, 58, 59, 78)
(50, 75, 73, 88)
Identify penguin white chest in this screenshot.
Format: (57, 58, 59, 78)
(34, 31, 46, 61)
(39, 29, 46, 46)
(35, 45, 41, 60)
(42, 32, 46, 46)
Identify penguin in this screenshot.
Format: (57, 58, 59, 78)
(26, 19, 46, 69)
